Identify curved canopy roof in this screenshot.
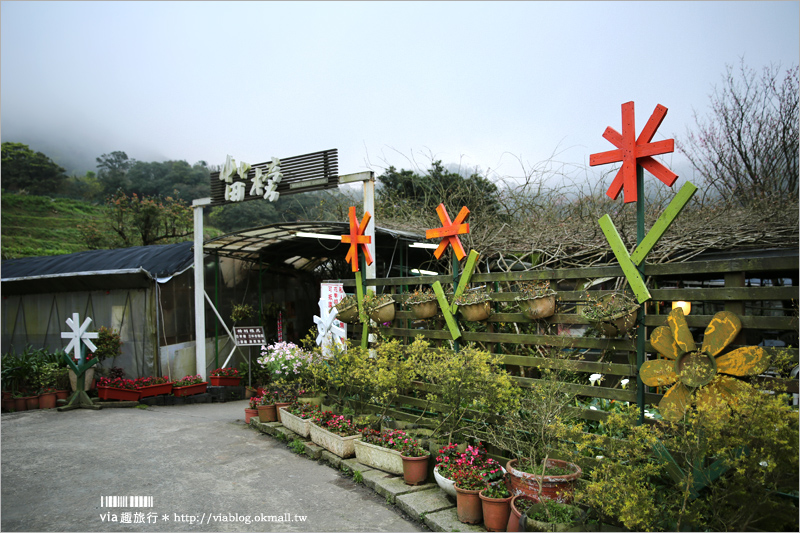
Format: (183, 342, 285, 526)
(203, 221, 425, 271)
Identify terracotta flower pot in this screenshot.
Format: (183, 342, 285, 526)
(55, 390, 69, 401)
(24, 395, 40, 410)
(455, 485, 484, 524)
(480, 489, 513, 532)
(257, 404, 277, 423)
(13, 397, 27, 412)
(506, 458, 581, 503)
(400, 454, 430, 486)
(275, 402, 291, 422)
(38, 392, 57, 409)
(244, 408, 258, 424)
(507, 494, 537, 532)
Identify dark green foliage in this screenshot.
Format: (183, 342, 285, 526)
(1, 142, 69, 195)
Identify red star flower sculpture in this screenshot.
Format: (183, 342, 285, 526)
(590, 101, 678, 203)
(341, 206, 373, 272)
(425, 203, 470, 261)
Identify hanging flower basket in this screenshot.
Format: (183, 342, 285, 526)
(458, 301, 492, 322)
(369, 301, 396, 323)
(335, 304, 359, 324)
(581, 292, 640, 337)
(410, 300, 438, 319)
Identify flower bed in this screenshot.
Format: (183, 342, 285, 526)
(209, 367, 241, 386)
(354, 429, 408, 474)
(134, 376, 173, 398)
(279, 403, 320, 437)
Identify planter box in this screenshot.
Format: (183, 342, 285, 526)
(209, 376, 241, 387)
(279, 407, 312, 437)
(97, 387, 141, 402)
(172, 382, 208, 397)
(434, 466, 457, 498)
(137, 383, 173, 398)
(309, 422, 361, 458)
(354, 440, 404, 474)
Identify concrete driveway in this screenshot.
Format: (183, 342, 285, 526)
(1, 401, 425, 532)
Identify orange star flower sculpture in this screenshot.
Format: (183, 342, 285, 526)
(590, 101, 678, 203)
(641, 308, 770, 422)
(425, 203, 470, 261)
(341, 206, 373, 272)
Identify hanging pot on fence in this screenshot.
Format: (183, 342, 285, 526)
(458, 301, 492, 322)
(410, 300, 438, 319)
(520, 295, 556, 320)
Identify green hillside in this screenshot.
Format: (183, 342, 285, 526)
(1, 194, 107, 259)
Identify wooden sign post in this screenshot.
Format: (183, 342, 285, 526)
(340, 206, 374, 348)
(58, 313, 102, 411)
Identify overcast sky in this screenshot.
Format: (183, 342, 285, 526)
(2, 1, 798, 187)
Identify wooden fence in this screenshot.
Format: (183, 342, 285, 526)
(326, 252, 798, 426)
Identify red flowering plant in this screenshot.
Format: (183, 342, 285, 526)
(97, 377, 137, 390)
(311, 411, 358, 437)
(435, 442, 494, 479)
(258, 391, 279, 406)
(287, 402, 320, 419)
(398, 436, 430, 458)
(249, 396, 262, 409)
(210, 367, 239, 378)
(359, 428, 408, 451)
(134, 376, 171, 388)
(451, 467, 488, 492)
(173, 374, 204, 387)
(477, 457, 505, 484)
(435, 442, 462, 478)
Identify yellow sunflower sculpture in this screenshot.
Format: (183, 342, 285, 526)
(641, 307, 770, 422)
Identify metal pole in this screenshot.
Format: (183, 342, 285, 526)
(636, 165, 646, 424)
(214, 254, 219, 370)
(192, 198, 210, 380)
(363, 172, 376, 281)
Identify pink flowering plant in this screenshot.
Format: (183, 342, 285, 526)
(173, 374, 204, 387)
(398, 437, 429, 458)
(97, 377, 137, 390)
(249, 396, 261, 409)
(451, 467, 488, 491)
(287, 402, 320, 419)
(312, 410, 358, 437)
(435, 442, 494, 479)
(134, 376, 171, 388)
(257, 342, 313, 382)
(359, 428, 408, 451)
(210, 367, 239, 378)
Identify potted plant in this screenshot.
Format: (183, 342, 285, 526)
(480, 482, 513, 532)
(38, 386, 59, 409)
(580, 290, 639, 337)
(96, 377, 141, 401)
(405, 288, 439, 319)
(209, 367, 241, 387)
(519, 499, 587, 532)
(398, 437, 431, 485)
(355, 428, 408, 475)
(245, 395, 260, 424)
(134, 375, 173, 398)
(309, 410, 361, 458)
(474, 377, 581, 503)
(230, 303, 255, 325)
(433, 442, 499, 498)
(332, 294, 359, 324)
(271, 382, 300, 422)
(278, 402, 320, 437)
(515, 280, 558, 320)
(452, 467, 487, 525)
(171, 374, 207, 397)
(455, 286, 493, 322)
(507, 495, 536, 533)
(363, 292, 395, 324)
(256, 391, 278, 422)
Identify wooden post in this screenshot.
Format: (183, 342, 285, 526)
(636, 165, 646, 424)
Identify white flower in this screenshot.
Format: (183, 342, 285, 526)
(620, 378, 630, 389)
(595, 455, 605, 460)
(644, 410, 654, 419)
(760, 461, 769, 467)
(589, 373, 604, 386)
(589, 406, 597, 410)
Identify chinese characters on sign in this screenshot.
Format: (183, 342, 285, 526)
(219, 155, 282, 203)
(233, 327, 266, 346)
(321, 282, 347, 334)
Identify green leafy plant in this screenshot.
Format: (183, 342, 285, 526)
(289, 438, 306, 455)
(451, 467, 488, 491)
(481, 483, 510, 499)
(92, 326, 122, 364)
(230, 303, 255, 323)
(352, 470, 364, 484)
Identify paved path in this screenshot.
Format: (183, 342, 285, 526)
(1, 401, 426, 532)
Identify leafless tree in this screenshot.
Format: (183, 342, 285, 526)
(677, 59, 799, 205)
